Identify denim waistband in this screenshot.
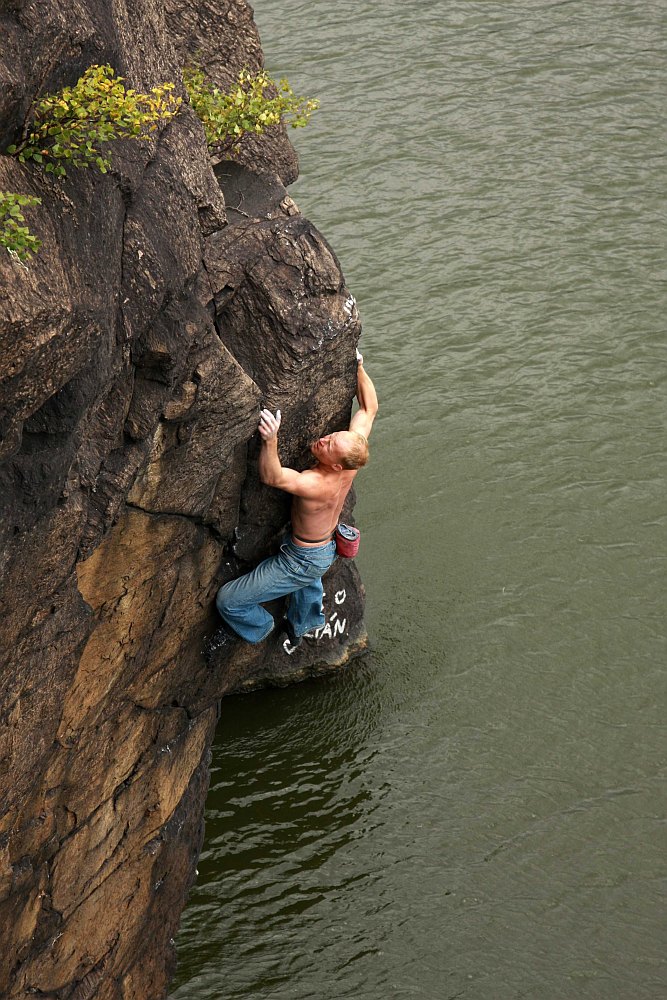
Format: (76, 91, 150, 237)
(292, 529, 335, 544)
(284, 536, 335, 555)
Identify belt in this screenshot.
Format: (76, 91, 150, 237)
(292, 530, 335, 544)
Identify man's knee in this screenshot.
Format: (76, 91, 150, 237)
(216, 582, 237, 617)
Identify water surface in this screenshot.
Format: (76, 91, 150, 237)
(173, 2, 667, 997)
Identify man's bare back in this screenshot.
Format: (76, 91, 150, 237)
(290, 467, 357, 544)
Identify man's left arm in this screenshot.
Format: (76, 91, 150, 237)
(349, 351, 379, 440)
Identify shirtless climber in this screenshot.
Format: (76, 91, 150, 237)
(204, 351, 378, 657)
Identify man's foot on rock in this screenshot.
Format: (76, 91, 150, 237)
(202, 623, 238, 664)
(279, 618, 303, 652)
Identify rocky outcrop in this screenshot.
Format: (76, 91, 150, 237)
(0, 2, 367, 996)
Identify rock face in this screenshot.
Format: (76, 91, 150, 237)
(0, 2, 367, 996)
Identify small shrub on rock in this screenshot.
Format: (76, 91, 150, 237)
(0, 192, 41, 262)
(7, 63, 182, 178)
(183, 65, 318, 156)
(3, 64, 181, 263)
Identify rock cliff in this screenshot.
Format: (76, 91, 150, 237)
(0, 2, 367, 995)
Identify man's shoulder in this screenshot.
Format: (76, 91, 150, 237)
(294, 466, 344, 499)
(311, 467, 342, 492)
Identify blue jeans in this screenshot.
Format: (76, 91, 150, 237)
(215, 538, 336, 643)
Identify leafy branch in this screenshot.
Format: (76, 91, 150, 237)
(7, 64, 182, 177)
(183, 65, 318, 156)
(0, 192, 42, 262)
(2, 64, 181, 262)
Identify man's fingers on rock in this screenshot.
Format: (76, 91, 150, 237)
(259, 410, 280, 438)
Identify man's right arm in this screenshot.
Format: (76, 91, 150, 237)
(349, 351, 378, 440)
(258, 409, 326, 498)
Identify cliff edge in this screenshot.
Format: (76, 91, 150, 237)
(0, 1, 367, 995)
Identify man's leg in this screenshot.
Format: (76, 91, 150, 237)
(287, 576, 327, 639)
(216, 548, 309, 643)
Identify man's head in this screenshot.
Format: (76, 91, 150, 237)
(311, 430, 369, 471)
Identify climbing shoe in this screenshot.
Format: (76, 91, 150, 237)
(202, 623, 238, 663)
(279, 618, 302, 649)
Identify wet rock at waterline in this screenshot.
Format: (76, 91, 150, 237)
(0, 1, 368, 996)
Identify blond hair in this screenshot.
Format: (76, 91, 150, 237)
(341, 431, 369, 470)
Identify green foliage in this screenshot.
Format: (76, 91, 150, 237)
(0, 191, 42, 262)
(7, 64, 182, 178)
(183, 65, 318, 154)
(1, 63, 313, 263)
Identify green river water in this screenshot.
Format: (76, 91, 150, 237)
(172, 2, 666, 997)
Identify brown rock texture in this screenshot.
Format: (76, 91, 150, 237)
(0, 2, 368, 996)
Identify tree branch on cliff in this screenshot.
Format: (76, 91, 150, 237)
(2, 64, 182, 263)
(183, 65, 318, 159)
(7, 64, 182, 178)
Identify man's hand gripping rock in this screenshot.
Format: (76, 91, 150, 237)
(258, 408, 281, 441)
